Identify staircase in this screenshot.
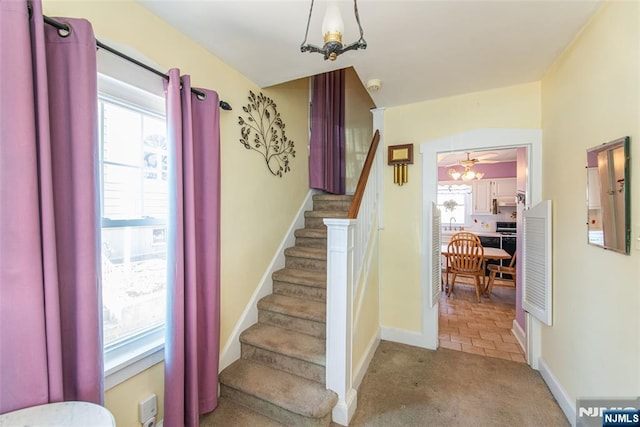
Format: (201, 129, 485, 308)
(215, 194, 352, 426)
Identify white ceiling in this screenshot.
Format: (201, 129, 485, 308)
(138, 0, 601, 108)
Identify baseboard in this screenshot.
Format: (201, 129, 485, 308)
(538, 357, 576, 426)
(219, 190, 318, 372)
(380, 326, 433, 350)
(332, 388, 357, 426)
(353, 329, 381, 390)
(511, 319, 527, 355)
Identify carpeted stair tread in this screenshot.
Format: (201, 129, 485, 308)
(312, 194, 352, 201)
(199, 397, 283, 426)
(295, 228, 327, 239)
(258, 294, 326, 322)
(220, 359, 337, 419)
(284, 246, 327, 261)
(241, 323, 325, 365)
(273, 268, 326, 289)
(304, 210, 349, 219)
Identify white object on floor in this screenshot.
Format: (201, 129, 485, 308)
(0, 401, 115, 426)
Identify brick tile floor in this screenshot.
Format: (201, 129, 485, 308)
(439, 279, 526, 363)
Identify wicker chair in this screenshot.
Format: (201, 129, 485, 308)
(445, 232, 485, 302)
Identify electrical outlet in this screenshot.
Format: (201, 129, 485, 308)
(142, 417, 155, 427)
(139, 394, 157, 424)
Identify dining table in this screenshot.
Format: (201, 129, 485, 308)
(440, 244, 512, 293)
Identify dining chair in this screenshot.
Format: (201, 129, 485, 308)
(445, 232, 485, 302)
(485, 251, 517, 296)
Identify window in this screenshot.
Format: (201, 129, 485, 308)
(437, 183, 471, 225)
(98, 73, 168, 388)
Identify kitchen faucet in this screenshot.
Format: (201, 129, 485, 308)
(449, 217, 456, 231)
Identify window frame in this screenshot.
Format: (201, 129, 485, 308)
(98, 71, 168, 390)
(437, 181, 472, 226)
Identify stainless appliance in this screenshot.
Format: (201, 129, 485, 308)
(495, 221, 517, 236)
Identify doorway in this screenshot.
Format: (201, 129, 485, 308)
(419, 128, 543, 366)
(437, 147, 523, 362)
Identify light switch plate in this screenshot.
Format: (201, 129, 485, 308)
(139, 394, 157, 424)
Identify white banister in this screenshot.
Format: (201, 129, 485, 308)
(323, 218, 357, 425)
(325, 134, 381, 425)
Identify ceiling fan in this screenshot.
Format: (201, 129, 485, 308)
(439, 151, 500, 168)
(444, 152, 495, 181)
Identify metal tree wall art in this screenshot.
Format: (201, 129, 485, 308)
(238, 91, 296, 177)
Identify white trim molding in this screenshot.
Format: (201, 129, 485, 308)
(538, 357, 576, 426)
(420, 128, 543, 356)
(219, 190, 318, 372)
(511, 319, 527, 355)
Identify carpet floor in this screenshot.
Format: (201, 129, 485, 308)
(340, 340, 569, 427)
(202, 340, 569, 426)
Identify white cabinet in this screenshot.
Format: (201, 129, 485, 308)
(493, 178, 517, 199)
(472, 180, 493, 214)
(472, 178, 516, 214)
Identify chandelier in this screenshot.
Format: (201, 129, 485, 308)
(448, 166, 484, 181)
(448, 152, 484, 181)
(300, 0, 367, 61)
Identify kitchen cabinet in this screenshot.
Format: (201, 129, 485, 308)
(493, 178, 517, 199)
(472, 178, 517, 214)
(472, 180, 493, 214)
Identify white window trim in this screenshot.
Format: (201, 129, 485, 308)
(104, 327, 164, 390)
(98, 68, 168, 388)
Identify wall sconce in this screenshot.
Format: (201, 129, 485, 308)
(388, 144, 413, 186)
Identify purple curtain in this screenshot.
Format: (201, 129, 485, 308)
(0, 0, 102, 414)
(309, 69, 346, 194)
(163, 69, 221, 427)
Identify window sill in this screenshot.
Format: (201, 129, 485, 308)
(104, 329, 164, 390)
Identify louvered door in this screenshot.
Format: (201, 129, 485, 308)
(523, 200, 552, 325)
(430, 202, 442, 307)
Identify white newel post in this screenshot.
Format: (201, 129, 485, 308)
(324, 218, 357, 426)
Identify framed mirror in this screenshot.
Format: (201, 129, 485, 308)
(586, 136, 630, 254)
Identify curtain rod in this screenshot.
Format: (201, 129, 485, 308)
(38, 13, 232, 111)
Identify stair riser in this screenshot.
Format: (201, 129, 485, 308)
(220, 385, 332, 427)
(286, 256, 326, 273)
(304, 216, 328, 230)
(312, 200, 351, 212)
(295, 237, 327, 249)
(258, 310, 325, 339)
(241, 344, 325, 384)
(273, 281, 326, 302)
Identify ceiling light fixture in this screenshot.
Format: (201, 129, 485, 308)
(300, 0, 367, 61)
(448, 152, 485, 181)
(448, 166, 484, 182)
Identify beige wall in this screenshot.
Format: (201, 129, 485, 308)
(380, 82, 541, 330)
(344, 67, 376, 193)
(541, 1, 640, 399)
(352, 229, 380, 373)
(43, 1, 310, 426)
